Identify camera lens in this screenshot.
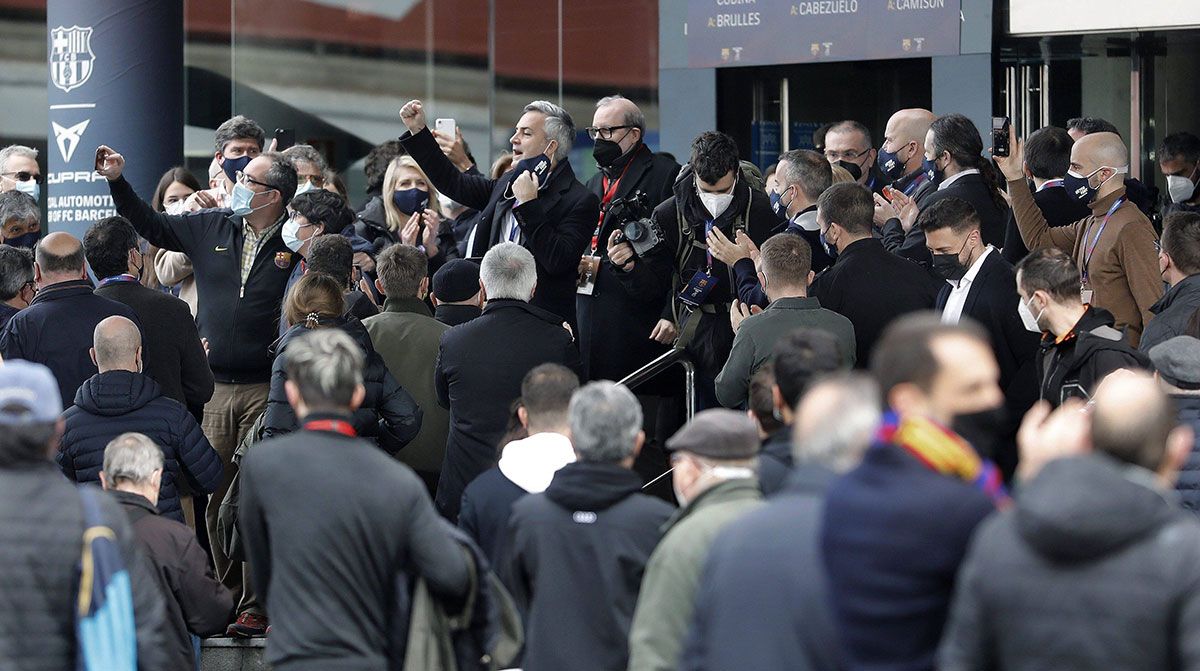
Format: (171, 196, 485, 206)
(624, 221, 647, 242)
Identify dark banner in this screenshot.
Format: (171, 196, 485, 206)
(686, 0, 961, 68)
(46, 0, 183, 239)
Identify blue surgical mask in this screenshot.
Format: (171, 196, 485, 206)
(11, 178, 39, 202)
(922, 155, 943, 184)
(221, 155, 253, 185)
(391, 187, 429, 215)
(4, 231, 39, 249)
(230, 181, 273, 217)
(282, 216, 305, 253)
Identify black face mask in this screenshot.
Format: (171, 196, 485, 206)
(837, 160, 863, 182)
(593, 139, 624, 169)
(931, 237, 971, 282)
(951, 406, 1008, 457)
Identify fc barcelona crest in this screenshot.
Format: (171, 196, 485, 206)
(50, 25, 95, 93)
(275, 251, 293, 270)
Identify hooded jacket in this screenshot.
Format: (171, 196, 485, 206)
(939, 454, 1200, 671)
(758, 428, 794, 497)
(1140, 274, 1200, 353)
(1036, 306, 1151, 406)
(261, 315, 423, 451)
(501, 461, 674, 671)
(58, 370, 223, 522)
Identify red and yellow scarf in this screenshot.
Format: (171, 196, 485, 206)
(878, 412, 1011, 509)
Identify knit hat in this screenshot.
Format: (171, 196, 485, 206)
(432, 259, 481, 303)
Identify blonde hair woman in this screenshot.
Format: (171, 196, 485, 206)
(382, 156, 442, 259)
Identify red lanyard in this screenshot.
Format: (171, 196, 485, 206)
(302, 419, 356, 437)
(592, 154, 638, 252)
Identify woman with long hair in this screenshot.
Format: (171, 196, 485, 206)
(260, 273, 422, 450)
(149, 166, 203, 298)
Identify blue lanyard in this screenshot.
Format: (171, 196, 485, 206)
(97, 274, 138, 288)
(704, 219, 715, 271)
(1081, 197, 1125, 283)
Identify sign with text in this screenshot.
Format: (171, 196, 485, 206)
(47, 0, 183, 239)
(686, 0, 961, 68)
(1010, 0, 1200, 35)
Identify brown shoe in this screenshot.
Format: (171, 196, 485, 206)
(226, 612, 269, 638)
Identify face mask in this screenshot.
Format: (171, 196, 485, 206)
(221, 155, 253, 185)
(951, 406, 1008, 451)
(770, 190, 783, 215)
(4, 231, 38, 249)
(771, 186, 793, 220)
(931, 236, 971, 282)
(230, 181, 274, 217)
(922, 155, 943, 184)
(282, 216, 306, 253)
(1063, 166, 1122, 204)
(10, 178, 39, 202)
(294, 180, 316, 198)
(164, 200, 187, 216)
(592, 138, 624, 169)
(391, 187, 430, 215)
(515, 153, 552, 187)
(697, 179, 736, 220)
(819, 227, 838, 258)
(1167, 172, 1197, 204)
(837, 160, 863, 182)
(877, 143, 911, 181)
(1018, 296, 1044, 333)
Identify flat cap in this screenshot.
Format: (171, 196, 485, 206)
(666, 408, 759, 460)
(0, 360, 62, 425)
(1149, 335, 1200, 390)
(432, 258, 481, 303)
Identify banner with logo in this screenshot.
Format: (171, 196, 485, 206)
(47, 0, 183, 238)
(685, 0, 961, 68)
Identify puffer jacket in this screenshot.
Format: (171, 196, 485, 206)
(58, 370, 222, 522)
(1174, 395, 1200, 514)
(261, 315, 423, 451)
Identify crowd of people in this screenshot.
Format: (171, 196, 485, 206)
(2, 92, 1200, 671)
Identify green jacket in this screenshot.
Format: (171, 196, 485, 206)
(627, 478, 764, 671)
(714, 295, 856, 408)
(364, 297, 451, 475)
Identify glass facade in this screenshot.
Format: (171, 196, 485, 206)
(0, 0, 661, 208)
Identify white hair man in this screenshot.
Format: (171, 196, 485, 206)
(433, 242, 583, 520)
(101, 432, 234, 671)
(0, 145, 41, 201)
(399, 97, 599, 329)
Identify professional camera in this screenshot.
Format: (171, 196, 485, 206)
(607, 191, 663, 257)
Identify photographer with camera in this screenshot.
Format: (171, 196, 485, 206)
(578, 95, 681, 384)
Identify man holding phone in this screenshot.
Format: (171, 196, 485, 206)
(399, 98, 598, 329)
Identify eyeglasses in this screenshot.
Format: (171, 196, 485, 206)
(586, 125, 635, 141)
(1, 171, 43, 184)
(823, 148, 871, 162)
(236, 171, 277, 192)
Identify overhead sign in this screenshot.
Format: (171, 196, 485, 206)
(47, 0, 183, 240)
(686, 0, 962, 68)
(1009, 0, 1200, 35)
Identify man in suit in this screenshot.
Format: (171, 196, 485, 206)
(83, 216, 214, 422)
(1001, 126, 1091, 265)
(922, 197, 1039, 476)
(435, 242, 582, 521)
(882, 114, 1010, 267)
(877, 108, 938, 200)
(399, 98, 599, 329)
(811, 183, 940, 367)
(578, 94, 680, 383)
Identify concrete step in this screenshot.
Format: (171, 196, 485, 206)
(201, 637, 270, 671)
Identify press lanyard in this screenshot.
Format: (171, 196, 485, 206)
(592, 157, 636, 253)
(1081, 197, 1125, 285)
(303, 419, 356, 437)
(704, 219, 715, 272)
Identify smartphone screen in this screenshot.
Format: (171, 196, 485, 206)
(991, 117, 1010, 157)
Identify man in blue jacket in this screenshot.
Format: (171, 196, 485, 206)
(96, 141, 297, 638)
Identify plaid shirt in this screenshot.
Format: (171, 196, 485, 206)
(239, 216, 284, 296)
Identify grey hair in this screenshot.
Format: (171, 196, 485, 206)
(480, 242, 537, 302)
(0, 245, 33, 301)
(284, 328, 365, 410)
(282, 144, 328, 173)
(103, 433, 164, 486)
(793, 373, 881, 472)
(569, 381, 642, 463)
(213, 115, 266, 154)
(525, 100, 574, 162)
(0, 190, 39, 228)
(595, 95, 646, 132)
(0, 145, 37, 173)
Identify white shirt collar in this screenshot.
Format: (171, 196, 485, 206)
(949, 245, 993, 289)
(938, 168, 981, 191)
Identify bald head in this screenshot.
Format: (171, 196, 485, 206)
(886, 109, 936, 145)
(34, 232, 86, 283)
(92, 316, 143, 373)
(1071, 132, 1129, 175)
(1091, 371, 1179, 473)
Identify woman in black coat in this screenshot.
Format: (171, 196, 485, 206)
(262, 273, 422, 452)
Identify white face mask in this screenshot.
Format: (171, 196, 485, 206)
(294, 180, 317, 198)
(10, 177, 39, 202)
(1018, 296, 1044, 333)
(281, 216, 306, 253)
(164, 200, 187, 216)
(697, 180, 736, 219)
(1167, 174, 1197, 204)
